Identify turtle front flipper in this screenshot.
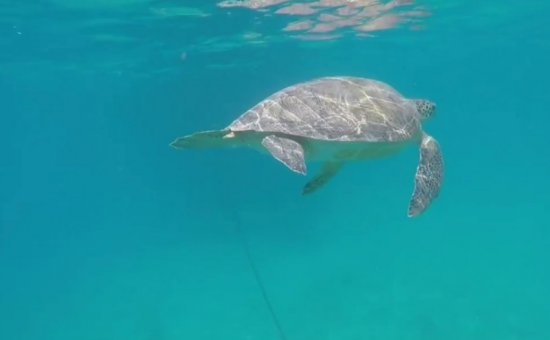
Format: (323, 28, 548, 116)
(303, 161, 343, 195)
(261, 135, 307, 175)
(408, 133, 444, 217)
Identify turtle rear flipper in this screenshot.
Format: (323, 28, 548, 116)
(408, 133, 444, 217)
(170, 130, 237, 149)
(303, 161, 343, 195)
(261, 135, 307, 175)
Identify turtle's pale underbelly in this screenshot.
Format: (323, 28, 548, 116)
(303, 139, 410, 162)
(237, 131, 412, 162)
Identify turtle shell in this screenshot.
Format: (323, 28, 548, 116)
(227, 76, 421, 142)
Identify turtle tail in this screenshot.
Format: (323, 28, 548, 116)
(170, 129, 237, 149)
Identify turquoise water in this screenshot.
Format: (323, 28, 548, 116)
(1, 1, 549, 339)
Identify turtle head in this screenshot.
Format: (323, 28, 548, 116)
(414, 99, 436, 120)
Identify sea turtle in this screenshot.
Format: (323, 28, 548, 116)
(171, 76, 443, 217)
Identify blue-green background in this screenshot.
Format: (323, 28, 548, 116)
(1, 1, 549, 339)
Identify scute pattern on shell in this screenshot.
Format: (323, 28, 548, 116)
(227, 76, 421, 142)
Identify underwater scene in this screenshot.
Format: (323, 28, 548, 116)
(1, 0, 549, 339)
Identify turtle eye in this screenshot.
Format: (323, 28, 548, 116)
(427, 102, 436, 116)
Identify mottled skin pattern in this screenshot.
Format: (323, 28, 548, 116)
(261, 135, 306, 174)
(408, 133, 443, 217)
(170, 76, 443, 217)
(228, 76, 420, 142)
